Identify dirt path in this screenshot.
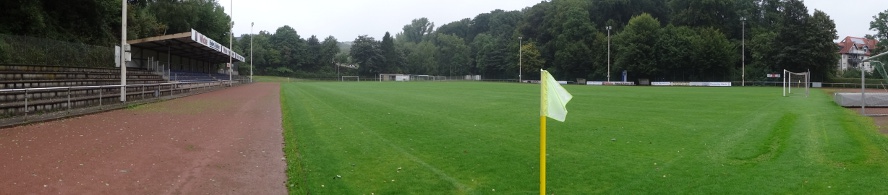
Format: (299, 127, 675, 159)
(0, 83, 286, 194)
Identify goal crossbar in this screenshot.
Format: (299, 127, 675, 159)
(783, 69, 809, 97)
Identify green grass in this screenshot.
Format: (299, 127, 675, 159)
(280, 82, 888, 194)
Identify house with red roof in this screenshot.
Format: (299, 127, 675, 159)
(837, 36, 879, 72)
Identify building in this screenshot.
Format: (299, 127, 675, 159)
(836, 36, 879, 72)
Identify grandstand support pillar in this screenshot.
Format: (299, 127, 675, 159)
(120, 0, 127, 102)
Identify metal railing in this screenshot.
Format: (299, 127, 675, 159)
(0, 80, 235, 118)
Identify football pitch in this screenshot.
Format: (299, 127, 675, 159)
(279, 81, 888, 194)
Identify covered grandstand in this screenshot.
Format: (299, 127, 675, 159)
(126, 29, 245, 81)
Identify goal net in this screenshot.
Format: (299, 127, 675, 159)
(341, 76, 360, 82)
(411, 75, 433, 81)
(783, 69, 809, 97)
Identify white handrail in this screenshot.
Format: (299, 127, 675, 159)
(0, 81, 232, 93)
(2, 80, 238, 118)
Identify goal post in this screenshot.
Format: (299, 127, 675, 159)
(783, 69, 809, 97)
(341, 76, 360, 82)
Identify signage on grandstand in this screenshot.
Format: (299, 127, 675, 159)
(767, 73, 781, 78)
(191, 29, 245, 62)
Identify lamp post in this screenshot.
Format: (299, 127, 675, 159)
(741, 17, 746, 86)
(518, 36, 522, 83)
(250, 22, 254, 83)
(607, 26, 612, 83)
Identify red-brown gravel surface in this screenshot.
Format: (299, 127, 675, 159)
(0, 83, 286, 194)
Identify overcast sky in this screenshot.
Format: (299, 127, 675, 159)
(217, 0, 887, 41)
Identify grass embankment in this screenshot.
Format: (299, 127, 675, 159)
(280, 82, 888, 194)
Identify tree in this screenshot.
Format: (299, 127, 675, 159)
(807, 10, 838, 80)
(551, 1, 598, 80)
(437, 18, 471, 39)
(400, 18, 435, 43)
(270, 26, 306, 75)
(150, 0, 232, 46)
(695, 27, 737, 81)
(305, 35, 322, 72)
(321, 36, 341, 72)
(402, 41, 439, 74)
(773, 0, 809, 73)
(520, 42, 545, 79)
(590, 0, 668, 30)
(435, 33, 471, 76)
(655, 25, 699, 80)
(871, 9, 888, 55)
(380, 32, 403, 73)
(0, 0, 121, 45)
(615, 13, 662, 80)
(668, 0, 739, 37)
(351, 35, 382, 76)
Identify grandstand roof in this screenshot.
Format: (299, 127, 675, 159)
(127, 29, 245, 63)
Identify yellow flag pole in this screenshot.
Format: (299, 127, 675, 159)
(540, 115, 547, 195)
(540, 70, 548, 195)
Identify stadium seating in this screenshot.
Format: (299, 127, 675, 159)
(168, 71, 228, 82)
(0, 65, 170, 117)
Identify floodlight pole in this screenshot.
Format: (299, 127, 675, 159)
(607, 26, 612, 83)
(120, 0, 127, 102)
(228, 0, 233, 86)
(519, 36, 523, 83)
(741, 17, 746, 86)
(250, 22, 254, 83)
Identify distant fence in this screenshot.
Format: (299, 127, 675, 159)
(254, 75, 888, 90)
(0, 34, 114, 68)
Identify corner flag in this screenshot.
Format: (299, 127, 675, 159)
(539, 69, 572, 195)
(541, 70, 573, 121)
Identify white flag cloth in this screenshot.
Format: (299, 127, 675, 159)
(540, 70, 572, 122)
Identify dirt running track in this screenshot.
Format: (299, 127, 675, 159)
(0, 83, 286, 194)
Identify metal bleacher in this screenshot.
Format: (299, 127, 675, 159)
(0, 64, 180, 118)
(168, 71, 228, 82)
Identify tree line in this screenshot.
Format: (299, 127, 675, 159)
(341, 0, 842, 82)
(6, 0, 888, 82)
(1, 0, 233, 47)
